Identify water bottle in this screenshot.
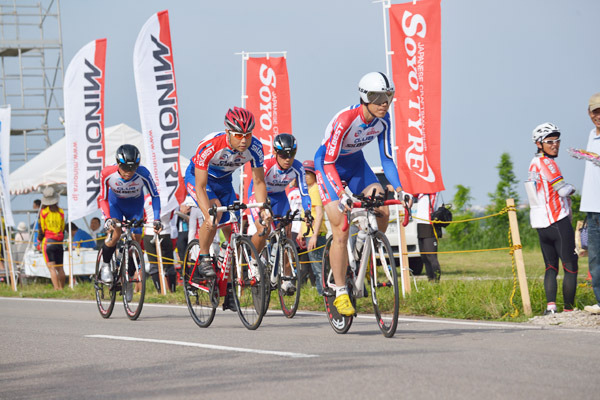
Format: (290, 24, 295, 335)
(354, 229, 367, 260)
(217, 241, 228, 266)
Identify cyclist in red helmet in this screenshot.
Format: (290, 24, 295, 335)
(187, 107, 269, 310)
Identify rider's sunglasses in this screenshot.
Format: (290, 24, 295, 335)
(366, 90, 395, 105)
(275, 149, 297, 159)
(228, 130, 253, 140)
(541, 138, 561, 145)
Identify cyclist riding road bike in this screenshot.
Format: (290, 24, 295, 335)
(314, 71, 404, 316)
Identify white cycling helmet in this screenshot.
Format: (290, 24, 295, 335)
(358, 72, 395, 104)
(532, 122, 561, 143)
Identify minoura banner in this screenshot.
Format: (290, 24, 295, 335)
(64, 38, 106, 221)
(243, 56, 292, 200)
(134, 10, 185, 215)
(390, 0, 444, 194)
(0, 105, 15, 227)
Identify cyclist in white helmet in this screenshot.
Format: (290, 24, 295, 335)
(527, 122, 578, 315)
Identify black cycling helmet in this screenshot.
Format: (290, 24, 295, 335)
(115, 144, 141, 172)
(273, 133, 297, 159)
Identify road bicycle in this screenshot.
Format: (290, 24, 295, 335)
(94, 219, 147, 320)
(322, 190, 407, 337)
(259, 209, 312, 318)
(183, 201, 268, 330)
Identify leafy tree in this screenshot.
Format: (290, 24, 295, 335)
(442, 185, 481, 250)
(488, 152, 520, 212)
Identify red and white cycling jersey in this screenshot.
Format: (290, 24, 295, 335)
(528, 154, 570, 228)
(192, 131, 263, 179)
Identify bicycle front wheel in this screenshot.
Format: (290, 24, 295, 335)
(278, 238, 301, 318)
(123, 240, 146, 320)
(369, 231, 399, 338)
(94, 248, 116, 319)
(322, 237, 354, 334)
(232, 236, 267, 330)
(260, 247, 272, 315)
(183, 239, 216, 328)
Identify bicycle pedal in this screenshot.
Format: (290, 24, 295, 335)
(323, 287, 336, 297)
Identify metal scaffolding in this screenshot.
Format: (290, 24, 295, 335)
(0, 0, 64, 163)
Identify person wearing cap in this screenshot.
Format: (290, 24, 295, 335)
(527, 123, 578, 315)
(299, 160, 327, 295)
(37, 186, 66, 290)
(582, 93, 600, 315)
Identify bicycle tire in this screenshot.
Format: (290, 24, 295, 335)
(94, 248, 116, 318)
(369, 231, 399, 338)
(260, 247, 272, 315)
(278, 237, 301, 318)
(231, 236, 267, 330)
(183, 239, 216, 328)
(322, 236, 354, 334)
(123, 240, 146, 320)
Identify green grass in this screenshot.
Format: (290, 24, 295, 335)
(1, 248, 596, 322)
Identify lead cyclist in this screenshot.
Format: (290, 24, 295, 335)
(314, 72, 404, 316)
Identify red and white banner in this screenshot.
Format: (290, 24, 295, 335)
(64, 39, 106, 221)
(0, 105, 14, 227)
(134, 10, 185, 216)
(390, 0, 444, 194)
(243, 56, 292, 200)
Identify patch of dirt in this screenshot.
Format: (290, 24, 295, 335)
(528, 310, 600, 329)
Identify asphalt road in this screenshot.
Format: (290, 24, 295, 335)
(1, 297, 598, 400)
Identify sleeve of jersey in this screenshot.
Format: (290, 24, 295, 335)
(378, 121, 402, 189)
(97, 167, 113, 219)
(139, 167, 161, 220)
(192, 142, 217, 171)
(539, 158, 564, 188)
(322, 117, 349, 196)
(294, 162, 312, 211)
(250, 138, 264, 168)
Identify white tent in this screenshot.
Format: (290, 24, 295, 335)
(9, 123, 190, 194)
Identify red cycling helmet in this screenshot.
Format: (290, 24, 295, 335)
(302, 160, 316, 174)
(224, 106, 255, 133)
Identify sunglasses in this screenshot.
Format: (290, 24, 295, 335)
(118, 163, 138, 172)
(366, 90, 395, 105)
(541, 138, 561, 145)
(275, 149, 297, 159)
(228, 130, 253, 139)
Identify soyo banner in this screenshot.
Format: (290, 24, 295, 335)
(64, 38, 107, 220)
(134, 10, 185, 215)
(0, 105, 15, 227)
(389, 0, 444, 194)
(243, 56, 292, 200)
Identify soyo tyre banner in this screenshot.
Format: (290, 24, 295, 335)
(243, 56, 292, 201)
(0, 105, 15, 227)
(389, 0, 444, 194)
(134, 10, 185, 216)
(64, 38, 106, 221)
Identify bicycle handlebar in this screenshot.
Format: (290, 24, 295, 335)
(340, 189, 410, 232)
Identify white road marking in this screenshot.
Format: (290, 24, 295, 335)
(86, 334, 319, 358)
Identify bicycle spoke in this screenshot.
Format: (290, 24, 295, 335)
(278, 238, 301, 318)
(369, 232, 399, 338)
(232, 237, 266, 330)
(123, 241, 146, 320)
(182, 240, 216, 328)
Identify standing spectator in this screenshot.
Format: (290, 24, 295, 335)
(38, 187, 66, 290)
(89, 217, 105, 250)
(176, 199, 192, 264)
(414, 193, 442, 282)
(69, 222, 96, 249)
(527, 123, 578, 315)
(582, 94, 600, 314)
(13, 222, 30, 267)
(31, 199, 41, 245)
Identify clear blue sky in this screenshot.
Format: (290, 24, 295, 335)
(9, 0, 600, 219)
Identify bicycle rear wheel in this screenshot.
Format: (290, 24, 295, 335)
(322, 237, 354, 334)
(123, 240, 146, 320)
(183, 239, 216, 328)
(278, 238, 301, 318)
(94, 248, 116, 318)
(232, 236, 267, 330)
(369, 231, 399, 338)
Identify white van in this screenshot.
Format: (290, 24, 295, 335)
(371, 166, 423, 275)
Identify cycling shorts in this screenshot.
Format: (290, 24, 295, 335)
(42, 239, 64, 266)
(109, 193, 145, 234)
(314, 146, 378, 205)
(247, 191, 290, 234)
